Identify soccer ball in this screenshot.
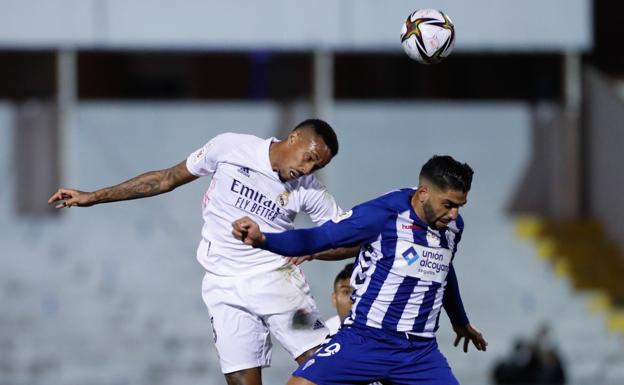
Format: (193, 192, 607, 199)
(400, 9, 455, 64)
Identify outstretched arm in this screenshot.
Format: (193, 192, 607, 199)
(232, 206, 379, 257)
(48, 160, 197, 208)
(233, 202, 384, 257)
(232, 216, 336, 256)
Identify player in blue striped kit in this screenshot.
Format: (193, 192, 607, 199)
(232, 155, 488, 385)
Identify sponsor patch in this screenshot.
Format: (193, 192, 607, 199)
(331, 210, 353, 223)
(402, 246, 420, 265)
(395, 240, 451, 283)
(192, 147, 205, 165)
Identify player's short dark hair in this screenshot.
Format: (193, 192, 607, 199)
(420, 155, 474, 193)
(293, 119, 339, 157)
(334, 262, 354, 290)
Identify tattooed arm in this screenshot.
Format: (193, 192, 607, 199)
(47, 160, 198, 208)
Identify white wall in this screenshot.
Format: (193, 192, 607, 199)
(0, 0, 592, 51)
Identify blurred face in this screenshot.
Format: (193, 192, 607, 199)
(416, 184, 467, 229)
(277, 129, 333, 181)
(331, 278, 353, 323)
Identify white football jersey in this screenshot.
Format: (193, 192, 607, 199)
(186, 133, 341, 276)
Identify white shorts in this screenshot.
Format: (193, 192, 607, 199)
(201, 265, 329, 374)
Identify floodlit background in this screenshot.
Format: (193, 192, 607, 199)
(2, 1, 624, 384)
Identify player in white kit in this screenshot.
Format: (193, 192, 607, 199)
(48, 119, 355, 385)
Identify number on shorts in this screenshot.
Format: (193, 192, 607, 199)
(317, 342, 341, 357)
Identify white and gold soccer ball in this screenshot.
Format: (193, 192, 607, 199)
(400, 9, 455, 64)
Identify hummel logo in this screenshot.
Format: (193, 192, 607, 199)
(313, 320, 325, 330)
(237, 167, 250, 177)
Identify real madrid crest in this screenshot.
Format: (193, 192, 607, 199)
(426, 229, 441, 247)
(276, 190, 290, 207)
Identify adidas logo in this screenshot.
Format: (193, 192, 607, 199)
(313, 320, 325, 330)
(237, 167, 250, 177)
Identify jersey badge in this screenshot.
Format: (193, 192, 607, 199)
(276, 190, 290, 207)
(331, 210, 353, 223)
(426, 230, 441, 247)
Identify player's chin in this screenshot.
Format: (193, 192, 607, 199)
(285, 168, 304, 181)
(277, 170, 291, 182)
(436, 219, 451, 228)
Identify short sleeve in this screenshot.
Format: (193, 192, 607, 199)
(186, 133, 235, 177)
(320, 199, 389, 247)
(300, 177, 342, 225)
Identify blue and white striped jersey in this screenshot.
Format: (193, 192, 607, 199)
(262, 188, 465, 338)
(334, 189, 463, 337)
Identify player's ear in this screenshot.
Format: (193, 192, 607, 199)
(288, 130, 300, 144)
(416, 185, 429, 203)
(331, 292, 338, 308)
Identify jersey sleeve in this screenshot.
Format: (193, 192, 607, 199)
(185, 133, 236, 177)
(262, 199, 388, 256)
(300, 177, 342, 225)
(443, 263, 470, 327)
(320, 200, 388, 246)
(443, 216, 468, 326)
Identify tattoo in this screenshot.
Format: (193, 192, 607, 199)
(92, 161, 195, 204)
(93, 170, 167, 203)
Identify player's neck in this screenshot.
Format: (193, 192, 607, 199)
(268, 141, 283, 174)
(411, 193, 429, 226)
